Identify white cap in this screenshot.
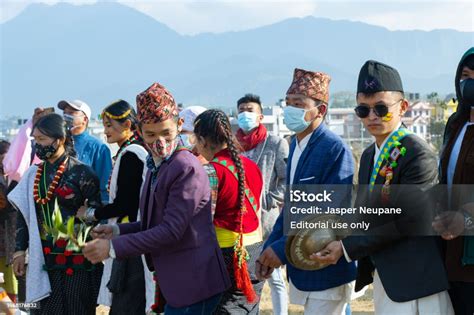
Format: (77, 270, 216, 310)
(58, 99, 92, 120)
(179, 106, 207, 132)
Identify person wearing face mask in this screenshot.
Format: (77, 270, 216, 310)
(74, 100, 155, 314)
(235, 94, 289, 315)
(82, 83, 230, 314)
(178, 106, 208, 164)
(8, 113, 103, 314)
(256, 69, 356, 315)
(1, 107, 48, 305)
(58, 100, 112, 204)
(432, 47, 474, 315)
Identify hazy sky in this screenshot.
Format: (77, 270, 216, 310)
(1, 0, 473, 34)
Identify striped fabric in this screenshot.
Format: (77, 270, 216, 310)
(204, 164, 218, 216)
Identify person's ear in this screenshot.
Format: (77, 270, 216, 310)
(123, 119, 132, 131)
(317, 104, 328, 118)
(399, 100, 408, 116)
(177, 118, 184, 132)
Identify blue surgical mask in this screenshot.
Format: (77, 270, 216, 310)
(237, 112, 259, 132)
(283, 106, 311, 133)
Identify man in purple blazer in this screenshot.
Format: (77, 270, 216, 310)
(84, 82, 230, 314)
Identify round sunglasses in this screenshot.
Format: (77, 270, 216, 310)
(354, 99, 402, 118)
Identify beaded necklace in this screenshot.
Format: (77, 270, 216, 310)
(33, 158, 68, 205)
(34, 157, 68, 233)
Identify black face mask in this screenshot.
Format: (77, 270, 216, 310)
(35, 142, 58, 160)
(460, 78, 474, 106)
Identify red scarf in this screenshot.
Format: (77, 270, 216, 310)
(236, 124, 267, 152)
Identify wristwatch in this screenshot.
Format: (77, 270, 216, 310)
(85, 207, 97, 223)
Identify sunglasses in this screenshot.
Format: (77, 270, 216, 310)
(354, 99, 402, 118)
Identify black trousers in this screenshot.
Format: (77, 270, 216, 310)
(109, 256, 146, 315)
(449, 281, 474, 315)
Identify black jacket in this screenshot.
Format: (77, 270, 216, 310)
(342, 134, 450, 302)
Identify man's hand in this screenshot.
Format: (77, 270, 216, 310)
(257, 247, 282, 269)
(255, 260, 274, 280)
(433, 211, 465, 240)
(310, 240, 343, 265)
(91, 224, 114, 240)
(12, 255, 26, 277)
(83, 239, 110, 264)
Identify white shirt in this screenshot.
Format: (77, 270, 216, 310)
(289, 279, 355, 305)
(290, 132, 313, 184)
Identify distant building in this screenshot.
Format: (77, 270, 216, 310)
(407, 92, 421, 102)
(403, 100, 432, 140)
(326, 108, 371, 141)
(88, 119, 106, 140)
(444, 98, 458, 121)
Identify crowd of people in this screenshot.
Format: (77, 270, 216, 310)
(0, 47, 472, 315)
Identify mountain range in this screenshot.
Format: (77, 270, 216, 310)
(0, 2, 472, 117)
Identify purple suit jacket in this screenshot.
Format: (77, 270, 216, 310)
(112, 150, 231, 308)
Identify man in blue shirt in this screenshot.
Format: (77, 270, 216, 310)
(58, 99, 112, 204)
(256, 69, 356, 315)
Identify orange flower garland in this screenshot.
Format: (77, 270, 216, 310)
(33, 158, 68, 205)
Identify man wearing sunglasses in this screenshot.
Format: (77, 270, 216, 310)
(312, 60, 453, 314)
